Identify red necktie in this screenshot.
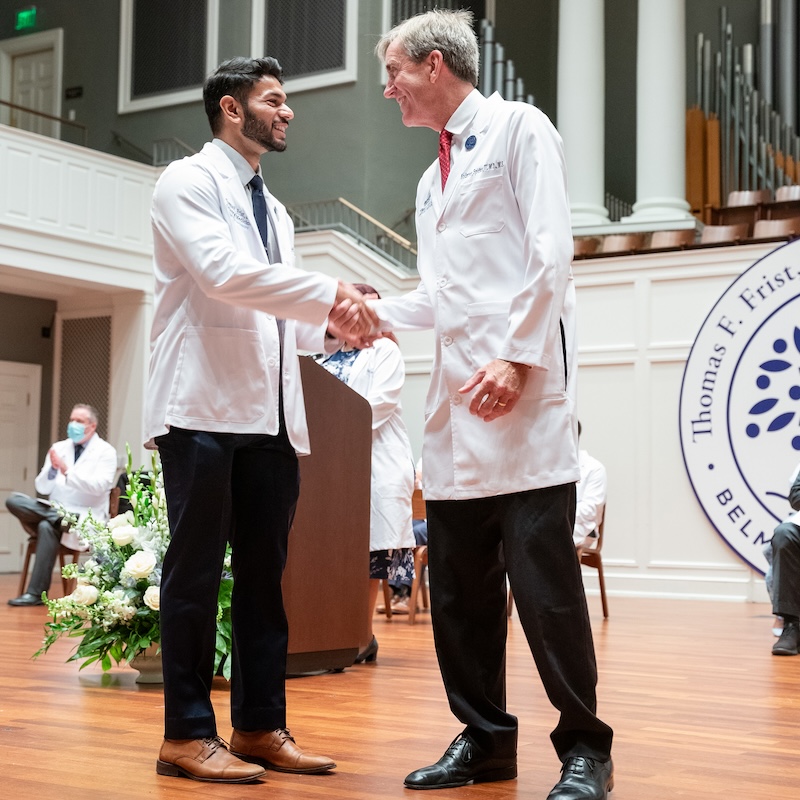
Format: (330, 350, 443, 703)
(439, 129, 453, 190)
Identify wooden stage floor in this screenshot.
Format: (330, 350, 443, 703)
(1, 571, 799, 800)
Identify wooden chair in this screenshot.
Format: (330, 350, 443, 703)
(699, 222, 750, 244)
(727, 189, 771, 206)
(599, 233, 645, 254)
(408, 488, 429, 624)
(573, 237, 599, 257)
(752, 217, 800, 238)
(580, 505, 609, 619)
(17, 486, 121, 598)
(507, 502, 609, 619)
(775, 184, 800, 202)
(649, 229, 696, 249)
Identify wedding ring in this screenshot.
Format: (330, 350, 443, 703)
(497, 402, 507, 407)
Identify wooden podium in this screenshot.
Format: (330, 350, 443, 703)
(283, 357, 372, 674)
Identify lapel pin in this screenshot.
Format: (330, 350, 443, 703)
(465, 135, 477, 151)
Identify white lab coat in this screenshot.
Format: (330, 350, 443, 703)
(375, 91, 579, 500)
(573, 449, 607, 547)
(145, 142, 337, 451)
(34, 434, 118, 550)
(320, 339, 415, 552)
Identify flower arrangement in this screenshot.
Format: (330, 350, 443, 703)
(35, 446, 233, 679)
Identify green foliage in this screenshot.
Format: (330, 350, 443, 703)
(34, 444, 233, 677)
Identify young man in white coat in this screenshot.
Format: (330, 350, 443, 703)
(6, 403, 117, 606)
(375, 11, 614, 800)
(145, 56, 376, 784)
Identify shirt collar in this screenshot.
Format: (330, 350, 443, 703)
(212, 138, 262, 187)
(443, 89, 486, 138)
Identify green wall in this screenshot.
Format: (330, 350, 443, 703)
(0, 1, 766, 224)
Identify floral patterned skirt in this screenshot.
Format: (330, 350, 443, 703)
(369, 547, 415, 581)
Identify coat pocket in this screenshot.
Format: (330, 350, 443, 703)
(169, 327, 269, 425)
(458, 174, 506, 237)
(466, 300, 510, 370)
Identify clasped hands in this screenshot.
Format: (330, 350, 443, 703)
(49, 448, 69, 474)
(326, 281, 381, 348)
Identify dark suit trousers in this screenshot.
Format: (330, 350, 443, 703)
(426, 483, 613, 762)
(155, 426, 299, 740)
(5, 492, 65, 596)
(772, 521, 800, 619)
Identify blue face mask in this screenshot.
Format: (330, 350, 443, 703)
(67, 421, 86, 443)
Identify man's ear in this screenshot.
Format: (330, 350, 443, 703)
(428, 49, 444, 83)
(219, 95, 242, 126)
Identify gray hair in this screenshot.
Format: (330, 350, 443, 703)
(375, 9, 479, 87)
(72, 404, 99, 425)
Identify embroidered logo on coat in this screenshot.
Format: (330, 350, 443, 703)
(226, 200, 251, 228)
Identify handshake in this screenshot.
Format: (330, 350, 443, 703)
(326, 280, 382, 349)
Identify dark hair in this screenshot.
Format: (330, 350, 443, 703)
(353, 283, 381, 299)
(203, 57, 284, 134)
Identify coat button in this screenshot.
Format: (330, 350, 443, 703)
(267, 358, 278, 367)
(443, 335, 453, 346)
(452, 394, 462, 405)
(437, 277, 447, 288)
(437, 222, 447, 232)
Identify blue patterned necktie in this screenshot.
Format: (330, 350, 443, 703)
(249, 174, 268, 250)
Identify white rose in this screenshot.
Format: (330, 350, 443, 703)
(125, 550, 157, 580)
(143, 586, 160, 611)
(108, 511, 134, 529)
(111, 524, 137, 547)
(70, 584, 99, 606)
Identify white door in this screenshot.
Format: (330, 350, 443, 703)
(11, 47, 56, 137)
(0, 361, 42, 574)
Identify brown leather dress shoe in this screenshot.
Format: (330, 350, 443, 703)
(156, 736, 266, 783)
(230, 728, 336, 774)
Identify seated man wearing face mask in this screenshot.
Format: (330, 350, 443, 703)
(5, 403, 117, 606)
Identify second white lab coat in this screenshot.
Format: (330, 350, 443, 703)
(34, 433, 118, 550)
(375, 91, 580, 500)
(321, 339, 415, 552)
(144, 142, 337, 452)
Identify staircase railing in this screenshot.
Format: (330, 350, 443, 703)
(288, 197, 418, 273)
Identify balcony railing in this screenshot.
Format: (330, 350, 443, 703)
(0, 99, 87, 147)
(288, 197, 418, 273)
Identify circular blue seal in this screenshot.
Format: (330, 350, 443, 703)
(679, 238, 800, 574)
(465, 135, 477, 151)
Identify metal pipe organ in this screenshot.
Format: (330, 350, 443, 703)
(695, 1, 800, 200)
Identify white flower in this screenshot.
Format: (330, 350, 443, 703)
(143, 586, 160, 611)
(70, 584, 99, 606)
(108, 511, 134, 529)
(110, 524, 137, 547)
(125, 550, 157, 580)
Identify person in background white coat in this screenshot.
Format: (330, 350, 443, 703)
(317, 284, 416, 663)
(146, 56, 376, 785)
(375, 11, 613, 800)
(573, 422, 607, 558)
(6, 404, 117, 606)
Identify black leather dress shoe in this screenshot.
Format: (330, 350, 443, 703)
(8, 592, 44, 607)
(404, 734, 516, 789)
(773, 620, 799, 655)
(547, 756, 614, 800)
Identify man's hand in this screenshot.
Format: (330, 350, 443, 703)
(327, 281, 380, 348)
(458, 359, 529, 421)
(49, 447, 68, 475)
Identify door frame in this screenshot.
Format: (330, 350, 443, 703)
(0, 359, 42, 572)
(0, 28, 63, 127)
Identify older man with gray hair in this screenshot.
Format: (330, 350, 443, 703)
(374, 10, 614, 800)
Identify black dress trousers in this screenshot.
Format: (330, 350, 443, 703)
(155, 425, 299, 740)
(426, 482, 613, 762)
